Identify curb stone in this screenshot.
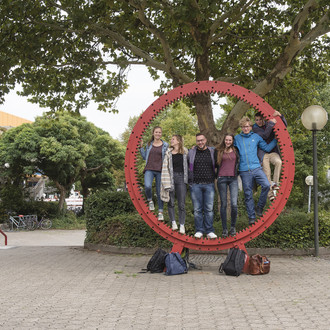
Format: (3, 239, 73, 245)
(84, 242, 330, 256)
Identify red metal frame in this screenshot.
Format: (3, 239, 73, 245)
(125, 81, 295, 269)
(0, 229, 7, 246)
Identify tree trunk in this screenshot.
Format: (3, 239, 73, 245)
(55, 182, 67, 211)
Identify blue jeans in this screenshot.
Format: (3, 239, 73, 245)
(190, 183, 215, 234)
(168, 172, 187, 225)
(217, 177, 238, 230)
(144, 170, 163, 212)
(240, 167, 270, 219)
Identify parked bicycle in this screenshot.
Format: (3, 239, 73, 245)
(3, 214, 35, 231)
(29, 216, 52, 230)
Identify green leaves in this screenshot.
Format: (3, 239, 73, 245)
(0, 111, 125, 210)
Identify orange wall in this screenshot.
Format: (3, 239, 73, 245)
(0, 110, 33, 127)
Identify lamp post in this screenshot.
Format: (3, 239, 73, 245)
(301, 105, 328, 257)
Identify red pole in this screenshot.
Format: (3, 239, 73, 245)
(0, 229, 7, 246)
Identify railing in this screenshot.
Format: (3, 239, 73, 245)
(0, 228, 7, 246)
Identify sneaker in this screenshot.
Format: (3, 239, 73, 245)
(179, 225, 185, 234)
(222, 229, 228, 238)
(194, 232, 203, 238)
(248, 218, 256, 225)
(255, 207, 263, 217)
(148, 200, 155, 211)
(158, 212, 164, 221)
(172, 221, 178, 230)
(207, 232, 217, 239)
(269, 193, 275, 201)
(272, 184, 280, 190)
(230, 227, 236, 236)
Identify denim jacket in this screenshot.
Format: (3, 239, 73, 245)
(140, 139, 169, 165)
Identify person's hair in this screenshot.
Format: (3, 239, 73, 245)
(255, 111, 263, 119)
(217, 134, 235, 165)
(196, 132, 205, 138)
(239, 116, 252, 127)
(172, 134, 184, 154)
(147, 126, 162, 146)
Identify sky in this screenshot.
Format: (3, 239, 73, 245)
(1, 66, 163, 140)
(1, 66, 224, 140)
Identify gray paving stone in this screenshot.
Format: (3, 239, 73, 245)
(1, 245, 330, 329)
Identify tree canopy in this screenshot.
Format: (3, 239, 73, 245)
(0, 112, 125, 210)
(0, 0, 329, 145)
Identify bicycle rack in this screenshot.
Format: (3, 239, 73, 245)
(125, 81, 295, 271)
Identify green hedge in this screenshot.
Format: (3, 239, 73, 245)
(0, 200, 60, 223)
(85, 190, 330, 249)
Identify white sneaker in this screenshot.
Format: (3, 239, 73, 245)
(172, 221, 178, 230)
(158, 212, 164, 221)
(179, 225, 185, 234)
(148, 200, 155, 211)
(207, 232, 217, 239)
(194, 232, 203, 238)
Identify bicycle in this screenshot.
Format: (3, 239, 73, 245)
(29, 216, 52, 230)
(3, 214, 35, 231)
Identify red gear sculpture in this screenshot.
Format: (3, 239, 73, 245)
(125, 81, 295, 265)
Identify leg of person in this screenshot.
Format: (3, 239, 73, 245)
(144, 170, 155, 210)
(240, 171, 256, 223)
(174, 173, 186, 225)
(228, 177, 238, 236)
(217, 177, 228, 237)
(254, 167, 271, 216)
(203, 183, 216, 238)
(262, 153, 274, 200)
(168, 189, 176, 225)
(174, 172, 186, 234)
(262, 153, 272, 183)
(269, 152, 282, 187)
(190, 184, 204, 237)
(154, 171, 164, 220)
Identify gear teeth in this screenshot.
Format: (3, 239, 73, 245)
(125, 81, 294, 253)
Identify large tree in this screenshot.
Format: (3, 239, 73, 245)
(0, 112, 124, 210)
(0, 0, 329, 145)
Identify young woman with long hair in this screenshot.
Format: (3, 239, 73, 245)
(216, 134, 240, 237)
(140, 126, 169, 220)
(160, 134, 188, 234)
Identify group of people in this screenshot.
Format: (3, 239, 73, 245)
(139, 111, 286, 239)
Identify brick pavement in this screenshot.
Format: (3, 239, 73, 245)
(1, 245, 330, 330)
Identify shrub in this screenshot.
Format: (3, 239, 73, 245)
(85, 189, 330, 250)
(52, 212, 86, 230)
(0, 200, 59, 222)
(85, 190, 136, 230)
(85, 213, 171, 248)
(245, 208, 330, 249)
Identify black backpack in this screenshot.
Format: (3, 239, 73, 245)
(219, 247, 246, 276)
(145, 248, 167, 273)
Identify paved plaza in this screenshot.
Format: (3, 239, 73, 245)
(0, 230, 330, 329)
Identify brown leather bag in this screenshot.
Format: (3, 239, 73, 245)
(249, 254, 270, 275)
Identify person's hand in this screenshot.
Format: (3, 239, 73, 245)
(273, 110, 281, 117)
(269, 118, 277, 124)
(140, 140, 143, 148)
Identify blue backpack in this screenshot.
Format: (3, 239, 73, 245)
(165, 252, 188, 275)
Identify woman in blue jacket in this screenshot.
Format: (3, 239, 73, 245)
(140, 126, 169, 220)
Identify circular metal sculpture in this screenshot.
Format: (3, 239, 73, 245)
(125, 81, 295, 256)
